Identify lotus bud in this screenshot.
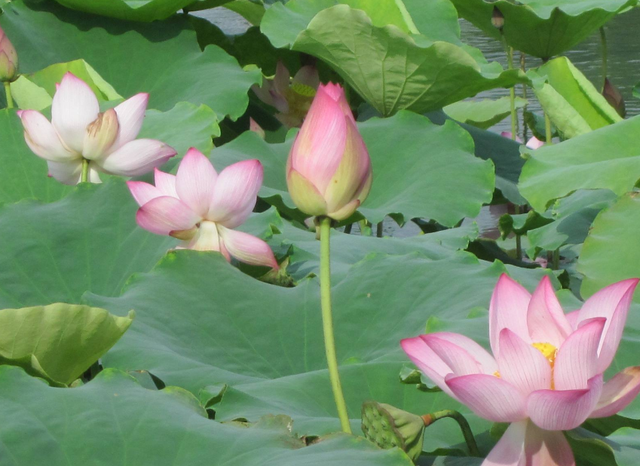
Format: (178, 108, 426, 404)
(602, 77, 626, 117)
(0, 26, 18, 82)
(361, 401, 425, 462)
(491, 7, 504, 31)
(249, 118, 266, 139)
(286, 82, 372, 221)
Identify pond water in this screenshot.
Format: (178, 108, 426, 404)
(197, 6, 640, 238)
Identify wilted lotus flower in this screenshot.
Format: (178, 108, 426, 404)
(501, 131, 544, 149)
(0, 26, 18, 82)
(252, 61, 319, 128)
(17, 72, 176, 185)
(286, 83, 372, 221)
(602, 78, 626, 118)
(402, 274, 640, 466)
(128, 148, 278, 269)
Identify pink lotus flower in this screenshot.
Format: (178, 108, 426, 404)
(402, 274, 640, 465)
(286, 83, 372, 221)
(252, 60, 319, 128)
(128, 148, 278, 269)
(17, 72, 176, 185)
(0, 26, 18, 83)
(501, 131, 545, 149)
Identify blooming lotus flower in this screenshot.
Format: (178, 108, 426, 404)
(501, 131, 544, 149)
(127, 148, 278, 269)
(286, 83, 372, 221)
(17, 72, 176, 185)
(402, 274, 640, 466)
(252, 60, 319, 128)
(0, 26, 18, 82)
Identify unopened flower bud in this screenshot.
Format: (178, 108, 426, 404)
(491, 7, 505, 31)
(602, 77, 626, 117)
(0, 26, 18, 82)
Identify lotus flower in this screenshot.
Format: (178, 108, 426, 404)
(286, 83, 372, 221)
(402, 274, 640, 465)
(128, 148, 278, 269)
(501, 131, 544, 149)
(17, 72, 176, 185)
(252, 60, 319, 128)
(0, 26, 18, 82)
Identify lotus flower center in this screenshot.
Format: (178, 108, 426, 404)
(532, 342, 557, 367)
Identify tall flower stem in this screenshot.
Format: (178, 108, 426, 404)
(600, 27, 608, 91)
(544, 112, 552, 145)
(319, 216, 351, 433)
(506, 45, 522, 260)
(422, 410, 480, 456)
(81, 159, 89, 183)
(3, 82, 13, 109)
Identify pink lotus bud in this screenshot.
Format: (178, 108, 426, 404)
(286, 83, 372, 221)
(249, 118, 265, 139)
(0, 26, 18, 82)
(602, 77, 626, 118)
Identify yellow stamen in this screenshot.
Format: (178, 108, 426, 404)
(493, 371, 501, 378)
(532, 342, 558, 367)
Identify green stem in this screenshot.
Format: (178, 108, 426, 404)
(343, 223, 353, 235)
(423, 410, 480, 457)
(81, 159, 89, 183)
(376, 221, 383, 238)
(514, 205, 522, 261)
(3, 82, 13, 109)
(520, 52, 529, 143)
(507, 46, 518, 139)
(552, 248, 560, 270)
(544, 112, 552, 145)
(319, 216, 351, 433)
(600, 27, 608, 91)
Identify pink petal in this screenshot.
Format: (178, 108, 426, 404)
(554, 318, 605, 391)
(292, 65, 319, 90)
(527, 375, 603, 431)
(286, 168, 328, 217)
(175, 148, 218, 217)
(82, 108, 119, 160)
(154, 169, 178, 198)
(18, 110, 76, 162)
(401, 336, 457, 399)
(328, 199, 360, 221)
(207, 159, 263, 229)
(427, 332, 497, 374)
(577, 279, 639, 373)
(490, 274, 532, 356)
(127, 181, 163, 206)
(524, 423, 575, 466)
(272, 61, 291, 101)
(218, 225, 278, 269)
(590, 366, 640, 418)
(526, 136, 545, 150)
(46, 160, 83, 185)
(99, 139, 176, 177)
(498, 328, 552, 395)
(135, 196, 200, 236)
(566, 310, 580, 330)
(481, 420, 526, 466)
(445, 373, 527, 422)
(51, 72, 100, 153)
(324, 117, 371, 215)
(527, 275, 572, 347)
(501, 131, 523, 144)
(288, 86, 347, 192)
(111, 93, 149, 151)
(320, 82, 354, 122)
(422, 335, 482, 376)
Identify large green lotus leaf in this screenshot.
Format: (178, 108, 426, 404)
(0, 366, 412, 466)
(261, 4, 524, 116)
(0, 104, 218, 204)
(51, 0, 194, 21)
(401, 0, 462, 43)
(0, 304, 133, 386)
(0, 179, 176, 308)
(519, 115, 640, 212)
(87, 249, 551, 449)
(577, 193, 640, 300)
(444, 97, 528, 130)
(449, 0, 636, 59)
(214, 112, 495, 226)
(0, 0, 260, 118)
(526, 189, 617, 253)
(568, 427, 640, 466)
(530, 57, 621, 139)
(9, 59, 121, 111)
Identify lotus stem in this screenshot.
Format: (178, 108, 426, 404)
(3, 82, 12, 109)
(544, 112, 552, 145)
(344, 223, 353, 235)
(376, 221, 383, 238)
(520, 52, 528, 142)
(422, 409, 480, 456)
(600, 27, 608, 92)
(319, 216, 351, 433)
(507, 46, 518, 139)
(81, 159, 89, 183)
